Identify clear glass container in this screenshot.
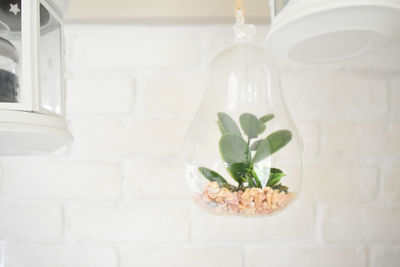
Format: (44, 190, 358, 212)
(183, 23, 303, 217)
(0, 0, 21, 103)
(0, 36, 19, 103)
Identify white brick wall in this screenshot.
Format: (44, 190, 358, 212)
(66, 26, 200, 72)
(191, 206, 315, 242)
(0, 24, 399, 266)
(322, 121, 400, 159)
(67, 74, 135, 115)
(66, 203, 190, 242)
(3, 243, 118, 267)
(0, 159, 122, 200)
(391, 80, 400, 119)
(246, 246, 368, 267)
(384, 159, 400, 201)
(282, 71, 389, 120)
(135, 71, 204, 116)
(321, 206, 400, 244)
(124, 158, 188, 199)
(370, 246, 400, 267)
(120, 245, 243, 267)
(0, 202, 62, 241)
(68, 118, 190, 160)
(300, 163, 379, 204)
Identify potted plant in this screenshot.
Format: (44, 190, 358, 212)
(195, 112, 295, 216)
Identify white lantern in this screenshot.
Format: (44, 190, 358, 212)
(0, 0, 72, 155)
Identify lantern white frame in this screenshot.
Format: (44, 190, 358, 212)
(0, 0, 72, 155)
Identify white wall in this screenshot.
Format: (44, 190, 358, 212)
(0, 24, 399, 267)
(66, 0, 271, 22)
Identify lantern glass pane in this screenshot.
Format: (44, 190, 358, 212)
(39, 3, 62, 115)
(0, 0, 22, 103)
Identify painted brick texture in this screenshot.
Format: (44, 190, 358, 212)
(0, 24, 398, 267)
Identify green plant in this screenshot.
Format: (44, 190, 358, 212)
(199, 112, 292, 193)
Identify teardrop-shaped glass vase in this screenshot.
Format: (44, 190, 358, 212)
(183, 25, 303, 217)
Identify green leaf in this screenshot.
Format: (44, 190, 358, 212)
(217, 121, 225, 135)
(217, 112, 242, 137)
(250, 140, 262, 151)
(239, 113, 263, 139)
(267, 172, 286, 187)
(258, 124, 266, 135)
(228, 162, 250, 184)
(219, 134, 249, 164)
(270, 168, 283, 174)
(244, 174, 257, 187)
(267, 130, 292, 154)
(251, 168, 262, 188)
(259, 114, 275, 124)
(272, 184, 289, 193)
(252, 130, 292, 163)
(198, 167, 228, 187)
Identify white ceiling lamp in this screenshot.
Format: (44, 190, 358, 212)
(0, 0, 72, 155)
(266, 0, 400, 63)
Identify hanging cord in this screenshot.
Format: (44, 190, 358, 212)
(233, 0, 256, 42)
(235, 0, 245, 25)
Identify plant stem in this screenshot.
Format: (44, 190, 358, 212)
(247, 138, 251, 162)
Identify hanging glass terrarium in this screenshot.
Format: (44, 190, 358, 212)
(183, 1, 303, 217)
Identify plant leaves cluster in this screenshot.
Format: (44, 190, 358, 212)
(199, 112, 292, 192)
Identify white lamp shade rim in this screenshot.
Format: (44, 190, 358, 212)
(266, 0, 400, 63)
